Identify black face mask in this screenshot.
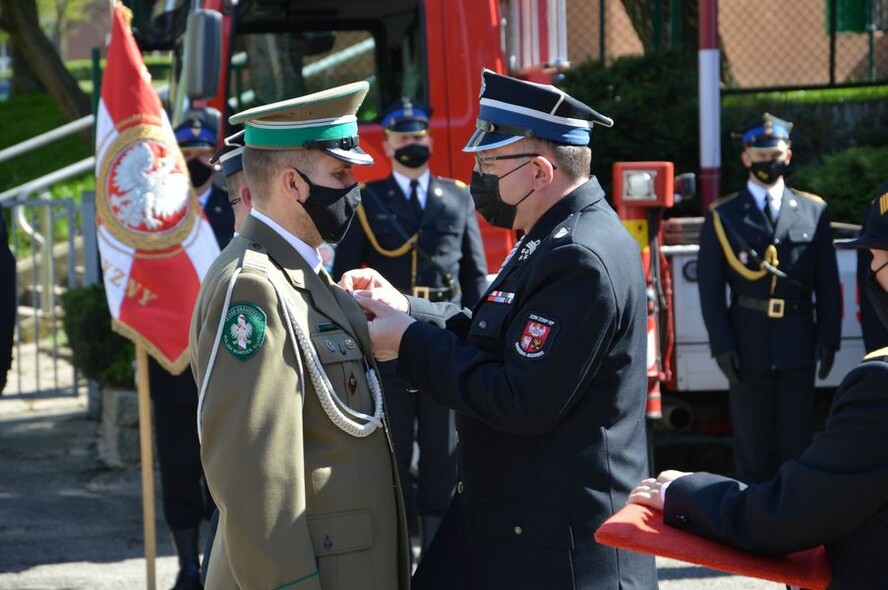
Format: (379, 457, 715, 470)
(469, 159, 536, 230)
(187, 159, 214, 187)
(393, 144, 431, 169)
(294, 169, 361, 243)
(748, 159, 788, 185)
(865, 261, 888, 330)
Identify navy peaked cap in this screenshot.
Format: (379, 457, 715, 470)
(463, 68, 613, 152)
(381, 97, 431, 134)
(175, 107, 221, 150)
(836, 180, 888, 251)
(737, 112, 792, 150)
(209, 129, 245, 178)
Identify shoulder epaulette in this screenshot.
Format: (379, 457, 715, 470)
(435, 176, 468, 190)
(791, 188, 825, 204)
(863, 346, 888, 361)
(710, 192, 739, 211)
(241, 241, 268, 275)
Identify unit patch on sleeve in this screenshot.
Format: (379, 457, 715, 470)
(514, 313, 557, 359)
(222, 302, 267, 361)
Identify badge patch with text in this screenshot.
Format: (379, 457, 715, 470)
(222, 302, 267, 361)
(515, 313, 557, 359)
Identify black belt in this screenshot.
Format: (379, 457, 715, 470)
(734, 294, 811, 319)
(412, 286, 456, 302)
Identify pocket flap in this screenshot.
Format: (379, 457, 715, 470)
(307, 509, 373, 556)
(310, 330, 363, 364)
(788, 227, 814, 243)
(472, 498, 574, 550)
(468, 302, 512, 338)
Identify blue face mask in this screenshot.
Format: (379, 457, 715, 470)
(294, 169, 361, 243)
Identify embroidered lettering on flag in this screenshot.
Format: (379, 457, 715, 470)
(515, 313, 558, 359)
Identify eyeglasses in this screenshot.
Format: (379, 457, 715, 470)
(474, 152, 540, 170)
(229, 197, 242, 207)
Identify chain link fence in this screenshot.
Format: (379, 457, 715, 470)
(565, 0, 888, 90)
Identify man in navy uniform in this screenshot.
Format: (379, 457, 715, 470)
(0, 210, 14, 394)
(341, 69, 657, 589)
(150, 108, 234, 590)
(856, 181, 888, 352)
(629, 199, 888, 589)
(210, 129, 253, 232)
(697, 113, 841, 483)
(333, 97, 488, 552)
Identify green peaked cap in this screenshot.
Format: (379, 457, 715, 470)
(229, 81, 373, 165)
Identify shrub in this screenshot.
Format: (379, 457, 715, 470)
(791, 146, 888, 224)
(61, 284, 135, 389)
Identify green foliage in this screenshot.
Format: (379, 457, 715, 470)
(65, 55, 172, 84)
(560, 52, 888, 219)
(557, 50, 700, 214)
(0, 92, 92, 194)
(791, 146, 888, 224)
(61, 284, 135, 389)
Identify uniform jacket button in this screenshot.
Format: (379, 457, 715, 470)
(676, 514, 689, 524)
(513, 525, 523, 535)
(457, 481, 464, 494)
(478, 320, 487, 329)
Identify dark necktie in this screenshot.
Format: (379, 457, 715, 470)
(764, 194, 775, 225)
(409, 179, 422, 219)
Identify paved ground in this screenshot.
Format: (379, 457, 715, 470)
(0, 342, 783, 589)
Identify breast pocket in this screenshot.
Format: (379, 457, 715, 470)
(310, 330, 368, 410)
(434, 216, 461, 236)
(786, 227, 816, 266)
(468, 302, 512, 341)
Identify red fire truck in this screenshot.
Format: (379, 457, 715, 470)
(131, 0, 865, 440)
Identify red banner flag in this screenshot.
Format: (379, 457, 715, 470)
(95, 3, 220, 374)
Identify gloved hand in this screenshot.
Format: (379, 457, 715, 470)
(816, 345, 836, 380)
(715, 350, 741, 387)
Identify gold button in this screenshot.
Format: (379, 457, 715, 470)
(457, 481, 464, 494)
(513, 525, 523, 535)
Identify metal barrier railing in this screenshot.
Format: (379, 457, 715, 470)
(1, 115, 99, 409)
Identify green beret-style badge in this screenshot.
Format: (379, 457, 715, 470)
(222, 302, 267, 361)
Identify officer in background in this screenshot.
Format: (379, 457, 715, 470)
(150, 108, 234, 590)
(332, 97, 488, 552)
(856, 181, 888, 352)
(0, 209, 15, 395)
(210, 129, 253, 232)
(697, 113, 841, 483)
(629, 198, 888, 589)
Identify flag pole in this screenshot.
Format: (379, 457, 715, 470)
(136, 344, 157, 590)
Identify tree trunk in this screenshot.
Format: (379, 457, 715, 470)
(0, 0, 91, 122)
(10, 42, 44, 93)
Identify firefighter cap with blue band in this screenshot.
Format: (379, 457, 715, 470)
(229, 81, 374, 166)
(381, 97, 431, 135)
(209, 130, 245, 179)
(463, 68, 613, 153)
(736, 112, 793, 151)
(175, 108, 220, 151)
(835, 180, 888, 251)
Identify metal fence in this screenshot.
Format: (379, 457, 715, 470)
(565, 0, 888, 90)
(1, 196, 82, 400)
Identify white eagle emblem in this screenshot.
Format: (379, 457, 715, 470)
(111, 141, 190, 231)
(229, 314, 253, 351)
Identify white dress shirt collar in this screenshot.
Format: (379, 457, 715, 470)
(248, 208, 323, 272)
(392, 169, 431, 209)
(746, 178, 784, 214)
